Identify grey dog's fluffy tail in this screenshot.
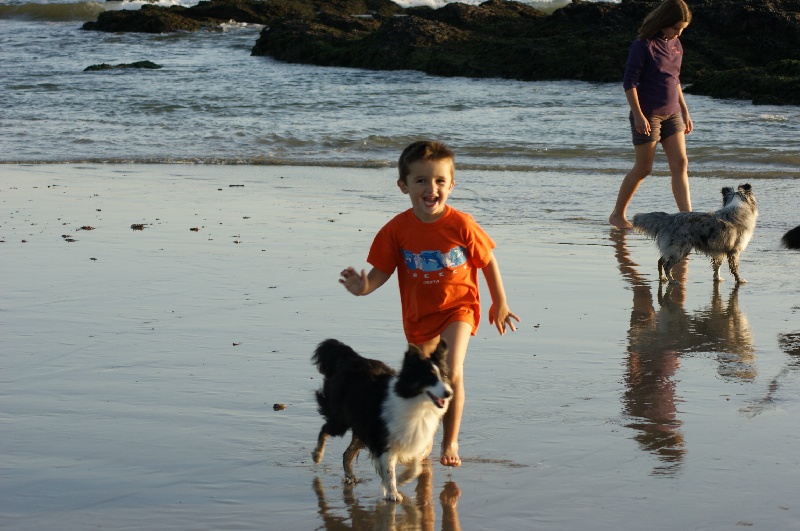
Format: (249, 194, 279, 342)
(631, 211, 672, 238)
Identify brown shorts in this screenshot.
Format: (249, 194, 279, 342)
(630, 113, 684, 145)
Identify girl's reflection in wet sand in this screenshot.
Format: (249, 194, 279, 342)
(611, 229, 756, 475)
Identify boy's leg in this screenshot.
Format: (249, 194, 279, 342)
(437, 321, 472, 467)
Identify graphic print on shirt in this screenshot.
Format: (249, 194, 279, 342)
(403, 246, 468, 272)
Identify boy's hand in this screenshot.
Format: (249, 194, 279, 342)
(489, 303, 520, 335)
(339, 267, 368, 296)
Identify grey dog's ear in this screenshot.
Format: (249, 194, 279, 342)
(721, 186, 734, 199)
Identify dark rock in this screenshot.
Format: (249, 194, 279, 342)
(684, 60, 800, 105)
(84, 60, 163, 71)
(251, 0, 800, 102)
(82, 0, 401, 33)
(83, 5, 207, 33)
(80, 0, 800, 104)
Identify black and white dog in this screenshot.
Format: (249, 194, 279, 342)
(782, 225, 800, 250)
(311, 339, 452, 502)
(632, 183, 758, 284)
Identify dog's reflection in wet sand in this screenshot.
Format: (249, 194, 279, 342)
(313, 460, 461, 531)
(613, 229, 756, 475)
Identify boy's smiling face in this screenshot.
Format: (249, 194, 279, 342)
(397, 158, 455, 223)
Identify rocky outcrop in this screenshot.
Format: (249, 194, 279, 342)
(82, 0, 800, 105)
(84, 60, 163, 71)
(82, 0, 401, 33)
(683, 60, 800, 105)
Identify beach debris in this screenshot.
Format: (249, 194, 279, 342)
(90, 257, 98, 261)
(78, 226, 95, 231)
(273, 403, 287, 411)
(130, 223, 146, 231)
(190, 227, 199, 232)
(62, 234, 78, 242)
(233, 240, 242, 244)
(229, 184, 244, 187)
(232, 342, 241, 346)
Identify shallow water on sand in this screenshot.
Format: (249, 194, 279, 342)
(1, 164, 799, 530)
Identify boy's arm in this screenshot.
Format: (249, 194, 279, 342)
(339, 266, 391, 296)
(481, 253, 520, 335)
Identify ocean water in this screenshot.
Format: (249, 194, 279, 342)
(1, 0, 799, 177)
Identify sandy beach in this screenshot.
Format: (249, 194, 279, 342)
(2, 163, 799, 530)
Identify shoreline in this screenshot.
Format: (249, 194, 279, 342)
(2, 163, 799, 529)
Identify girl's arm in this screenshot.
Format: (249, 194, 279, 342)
(677, 84, 693, 134)
(481, 253, 520, 335)
(339, 266, 390, 296)
(626, 87, 651, 136)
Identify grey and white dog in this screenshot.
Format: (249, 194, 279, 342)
(632, 183, 758, 284)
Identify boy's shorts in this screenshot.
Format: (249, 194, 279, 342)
(630, 112, 684, 145)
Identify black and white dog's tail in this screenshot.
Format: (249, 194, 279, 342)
(781, 225, 800, 250)
(312, 338, 361, 378)
(631, 211, 672, 239)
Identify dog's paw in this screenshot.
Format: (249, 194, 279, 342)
(736, 278, 747, 284)
(311, 449, 324, 464)
(344, 474, 358, 484)
(384, 491, 403, 503)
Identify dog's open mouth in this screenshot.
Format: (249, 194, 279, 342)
(426, 391, 447, 409)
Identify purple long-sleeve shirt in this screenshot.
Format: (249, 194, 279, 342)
(623, 37, 684, 116)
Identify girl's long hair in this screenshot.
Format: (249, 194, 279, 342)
(638, 0, 692, 39)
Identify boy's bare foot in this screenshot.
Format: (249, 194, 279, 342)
(440, 444, 461, 467)
(609, 212, 633, 230)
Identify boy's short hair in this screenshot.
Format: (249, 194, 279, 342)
(398, 141, 455, 183)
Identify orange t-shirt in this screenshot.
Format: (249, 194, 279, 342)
(367, 205, 495, 344)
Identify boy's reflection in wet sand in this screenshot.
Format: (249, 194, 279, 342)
(313, 460, 461, 531)
(612, 230, 756, 475)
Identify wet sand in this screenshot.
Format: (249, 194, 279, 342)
(2, 164, 799, 530)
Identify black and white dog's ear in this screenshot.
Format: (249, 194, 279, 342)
(406, 343, 425, 361)
(739, 183, 752, 193)
(432, 339, 448, 358)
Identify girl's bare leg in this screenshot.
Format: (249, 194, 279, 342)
(661, 132, 691, 212)
(609, 142, 657, 229)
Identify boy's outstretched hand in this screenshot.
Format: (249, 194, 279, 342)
(489, 303, 520, 335)
(339, 266, 368, 296)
